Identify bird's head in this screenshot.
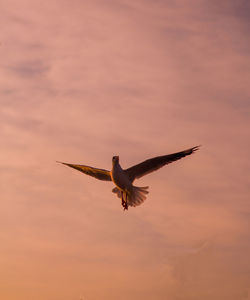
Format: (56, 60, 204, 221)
(112, 156, 119, 165)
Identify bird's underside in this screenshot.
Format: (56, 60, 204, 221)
(57, 145, 200, 210)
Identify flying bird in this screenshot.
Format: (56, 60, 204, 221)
(57, 145, 200, 210)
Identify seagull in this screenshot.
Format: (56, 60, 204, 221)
(57, 145, 200, 210)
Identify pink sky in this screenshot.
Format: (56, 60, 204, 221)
(1, 0, 250, 299)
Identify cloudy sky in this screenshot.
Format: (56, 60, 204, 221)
(1, 0, 250, 299)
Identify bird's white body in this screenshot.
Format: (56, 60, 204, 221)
(111, 160, 132, 193)
(110, 156, 149, 209)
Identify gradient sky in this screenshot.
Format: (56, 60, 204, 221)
(1, 0, 250, 299)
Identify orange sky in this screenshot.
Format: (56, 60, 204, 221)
(1, 1, 250, 299)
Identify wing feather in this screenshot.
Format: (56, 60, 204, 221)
(125, 146, 200, 182)
(57, 161, 111, 181)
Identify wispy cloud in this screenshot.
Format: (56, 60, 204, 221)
(0, 0, 249, 299)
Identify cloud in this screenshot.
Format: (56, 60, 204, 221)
(0, 0, 249, 299)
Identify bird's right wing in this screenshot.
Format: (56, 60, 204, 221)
(125, 146, 200, 182)
(57, 161, 112, 181)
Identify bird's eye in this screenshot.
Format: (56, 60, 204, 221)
(112, 156, 116, 160)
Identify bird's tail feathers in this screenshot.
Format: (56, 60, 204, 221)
(128, 186, 149, 207)
(112, 186, 149, 208)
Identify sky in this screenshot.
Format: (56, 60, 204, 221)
(1, 0, 250, 299)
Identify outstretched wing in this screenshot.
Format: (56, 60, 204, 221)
(57, 161, 112, 181)
(125, 145, 200, 182)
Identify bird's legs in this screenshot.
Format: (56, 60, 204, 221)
(124, 193, 128, 210)
(121, 191, 128, 210)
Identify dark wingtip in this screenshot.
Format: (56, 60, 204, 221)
(185, 145, 201, 155)
(192, 145, 201, 152)
(56, 161, 68, 165)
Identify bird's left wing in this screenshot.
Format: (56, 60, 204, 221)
(125, 145, 200, 182)
(57, 162, 112, 181)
